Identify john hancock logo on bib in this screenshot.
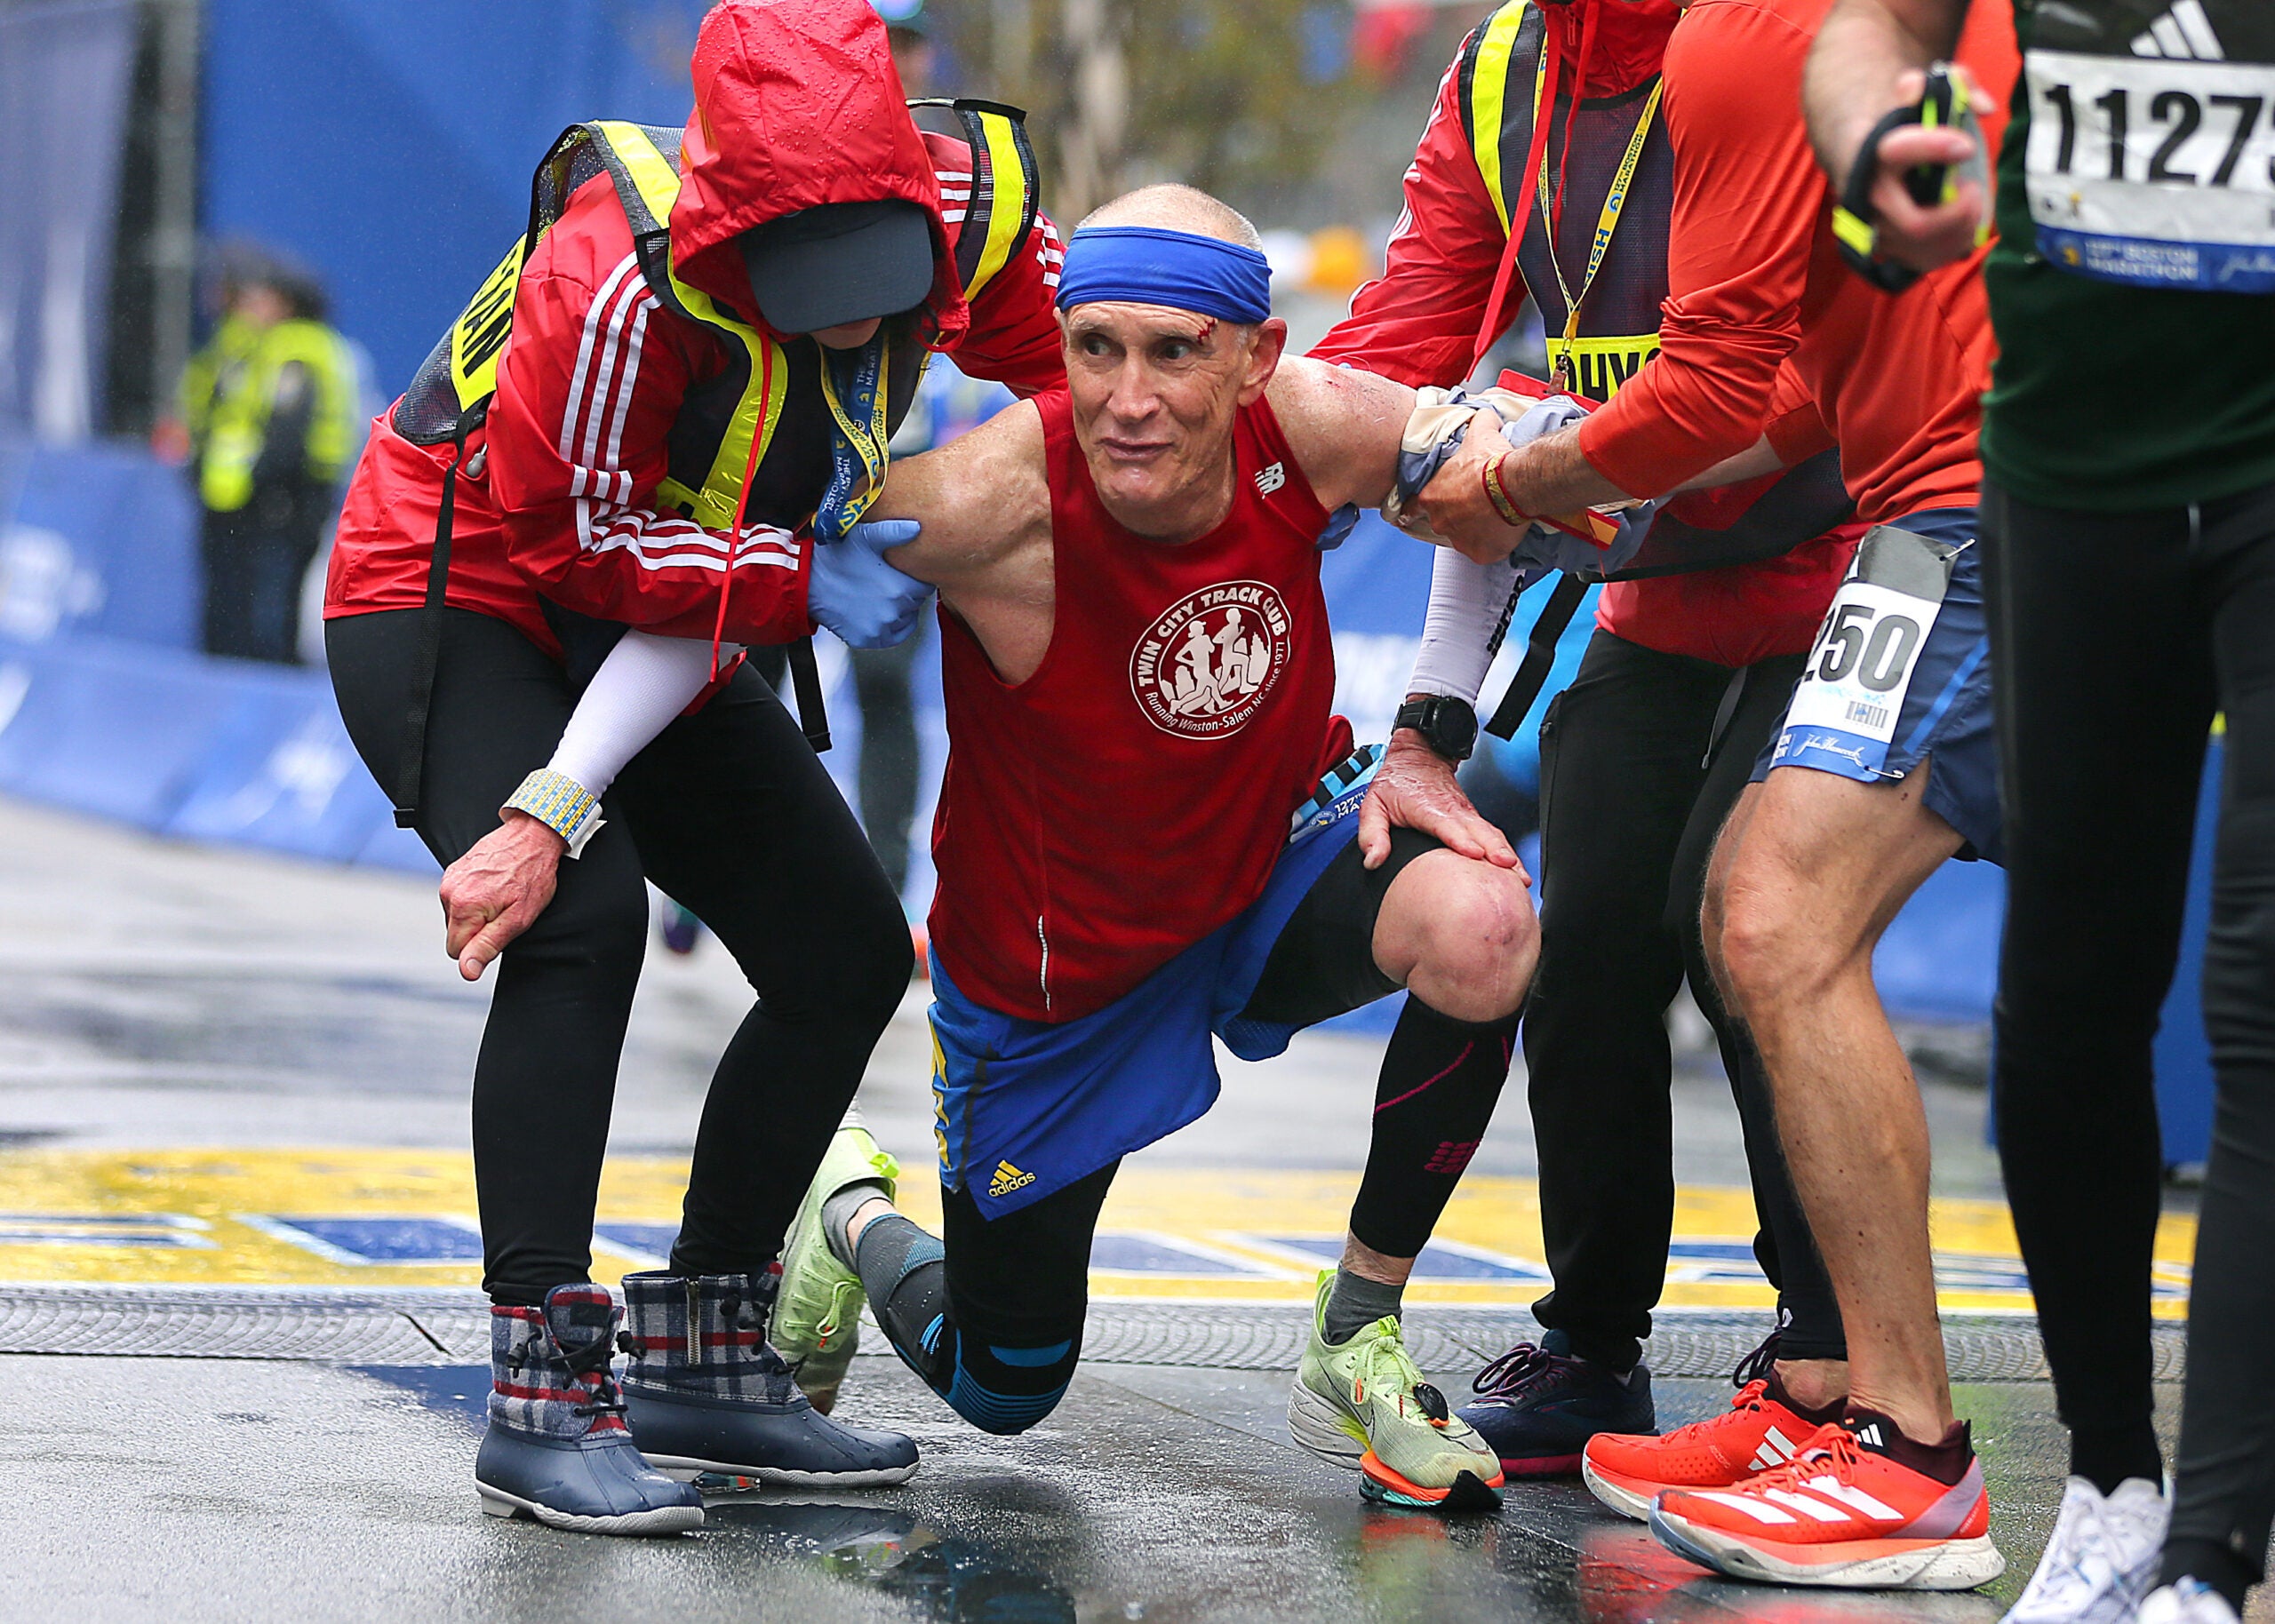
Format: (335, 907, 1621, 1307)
(1130, 579, 1292, 739)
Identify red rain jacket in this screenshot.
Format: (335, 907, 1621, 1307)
(326, 0, 1066, 657)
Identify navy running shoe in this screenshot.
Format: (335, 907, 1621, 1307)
(1457, 1331, 1655, 1477)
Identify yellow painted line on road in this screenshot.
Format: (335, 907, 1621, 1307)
(0, 1149, 2194, 1316)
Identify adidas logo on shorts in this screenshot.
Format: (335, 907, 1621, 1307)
(987, 1159, 1035, 1198)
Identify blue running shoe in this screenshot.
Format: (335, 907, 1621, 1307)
(1457, 1331, 1654, 1477)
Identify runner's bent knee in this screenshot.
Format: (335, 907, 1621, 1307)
(1378, 849, 1537, 1022)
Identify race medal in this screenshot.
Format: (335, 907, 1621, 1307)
(2022, 0, 2275, 291)
(1775, 525, 1958, 782)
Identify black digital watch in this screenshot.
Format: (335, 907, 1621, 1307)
(1393, 695, 1479, 764)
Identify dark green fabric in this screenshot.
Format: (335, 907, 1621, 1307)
(1983, 0, 2275, 509)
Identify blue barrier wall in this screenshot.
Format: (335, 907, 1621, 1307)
(202, 0, 713, 396)
(0, 438, 199, 649)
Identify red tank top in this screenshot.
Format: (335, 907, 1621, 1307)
(930, 388, 1351, 1023)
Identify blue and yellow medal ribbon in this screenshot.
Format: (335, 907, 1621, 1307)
(813, 330, 894, 543)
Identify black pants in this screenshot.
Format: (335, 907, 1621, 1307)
(201, 500, 324, 664)
(1985, 481, 2275, 1585)
(873, 829, 1519, 1433)
(328, 608, 910, 1305)
(746, 641, 922, 898)
(850, 638, 921, 898)
(1524, 629, 1842, 1371)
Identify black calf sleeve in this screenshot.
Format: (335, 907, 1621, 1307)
(855, 1214, 950, 1377)
(1349, 997, 1517, 1259)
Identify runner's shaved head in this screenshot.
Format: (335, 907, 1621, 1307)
(1080, 184, 1264, 251)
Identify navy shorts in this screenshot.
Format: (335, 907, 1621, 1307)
(1754, 507, 2001, 864)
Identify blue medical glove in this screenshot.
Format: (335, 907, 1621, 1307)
(809, 518, 931, 649)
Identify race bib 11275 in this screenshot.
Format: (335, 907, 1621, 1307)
(2023, 1, 2275, 291)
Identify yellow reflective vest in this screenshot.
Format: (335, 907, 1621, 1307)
(196, 316, 357, 514)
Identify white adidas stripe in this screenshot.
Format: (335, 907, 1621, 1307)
(1692, 1492, 1797, 1525)
(2132, 0, 2224, 59)
(1804, 1476, 1904, 1520)
(1764, 1488, 1852, 1524)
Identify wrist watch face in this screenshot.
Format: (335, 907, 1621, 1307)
(1401, 698, 1475, 760)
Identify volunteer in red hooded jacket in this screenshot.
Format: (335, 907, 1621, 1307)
(1310, 0, 1861, 1482)
(321, 0, 1065, 1537)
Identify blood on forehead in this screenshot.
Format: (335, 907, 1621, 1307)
(1062, 302, 1239, 348)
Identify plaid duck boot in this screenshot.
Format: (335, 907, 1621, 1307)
(619, 1270, 920, 1489)
(473, 1284, 705, 1536)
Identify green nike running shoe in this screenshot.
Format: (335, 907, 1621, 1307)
(770, 1114, 899, 1415)
(1287, 1270, 1505, 1511)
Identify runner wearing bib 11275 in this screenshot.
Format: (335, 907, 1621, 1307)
(1808, 3, 2275, 1620)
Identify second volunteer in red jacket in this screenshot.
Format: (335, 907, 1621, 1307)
(1311, 0, 1860, 1481)
(1412, 0, 2021, 1590)
(321, 0, 1065, 1536)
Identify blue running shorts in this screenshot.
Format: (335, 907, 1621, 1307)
(1755, 507, 2001, 864)
(930, 747, 1385, 1219)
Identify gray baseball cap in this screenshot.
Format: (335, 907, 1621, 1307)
(738, 200, 934, 334)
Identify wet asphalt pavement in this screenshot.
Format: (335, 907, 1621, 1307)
(0, 796, 2223, 1622)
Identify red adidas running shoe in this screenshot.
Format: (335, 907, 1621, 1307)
(1583, 1375, 1827, 1521)
(1648, 1415, 2005, 1591)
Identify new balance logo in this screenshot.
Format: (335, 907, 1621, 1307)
(1255, 461, 1287, 496)
(986, 1159, 1035, 1198)
(1750, 1427, 1801, 1470)
(2132, 0, 2223, 60)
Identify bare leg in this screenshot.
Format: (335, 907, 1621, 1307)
(1701, 784, 1852, 1412)
(1709, 762, 1961, 1445)
(1341, 1232, 1417, 1286)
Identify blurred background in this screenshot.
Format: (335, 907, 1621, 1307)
(0, 0, 2223, 1165)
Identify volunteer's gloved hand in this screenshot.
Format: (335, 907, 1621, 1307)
(808, 518, 931, 649)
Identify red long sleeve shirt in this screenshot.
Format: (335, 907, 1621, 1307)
(1312, 7, 1854, 668)
(1576, 0, 2016, 526)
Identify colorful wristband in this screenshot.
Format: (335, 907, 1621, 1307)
(503, 768, 605, 858)
(1481, 451, 1528, 528)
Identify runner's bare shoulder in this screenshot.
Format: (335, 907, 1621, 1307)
(871, 398, 1050, 589)
(1265, 355, 1412, 511)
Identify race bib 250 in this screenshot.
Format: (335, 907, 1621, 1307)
(1774, 525, 1958, 782)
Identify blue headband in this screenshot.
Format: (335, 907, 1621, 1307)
(1054, 226, 1273, 325)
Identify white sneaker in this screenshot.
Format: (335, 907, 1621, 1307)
(2138, 1580, 2242, 1624)
(2002, 1477, 2170, 1624)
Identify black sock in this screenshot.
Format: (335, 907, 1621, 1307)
(2161, 1538, 2256, 1615)
(1348, 999, 1517, 1258)
(2069, 1420, 2166, 1499)
(1323, 1269, 1404, 1343)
